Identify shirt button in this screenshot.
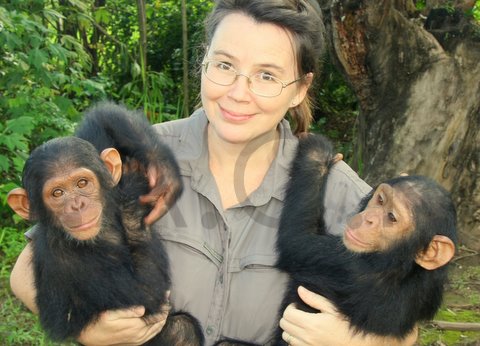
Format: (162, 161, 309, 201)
(206, 326, 214, 335)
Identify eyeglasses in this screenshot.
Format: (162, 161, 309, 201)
(202, 60, 306, 98)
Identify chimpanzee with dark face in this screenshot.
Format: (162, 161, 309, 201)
(7, 103, 204, 345)
(275, 134, 457, 344)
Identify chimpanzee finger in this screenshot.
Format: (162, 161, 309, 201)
(146, 164, 159, 188)
(142, 164, 181, 203)
(333, 153, 343, 164)
(142, 196, 168, 225)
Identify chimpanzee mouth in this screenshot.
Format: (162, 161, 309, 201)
(344, 227, 370, 248)
(68, 214, 101, 232)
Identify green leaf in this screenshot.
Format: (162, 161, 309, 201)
(94, 7, 111, 24)
(0, 155, 10, 173)
(42, 8, 66, 22)
(68, 0, 89, 12)
(12, 155, 27, 173)
(53, 96, 76, 116)
(48, 44, 68, 64)
(6, 117, 35, 134)
(28, 48, 48, 69)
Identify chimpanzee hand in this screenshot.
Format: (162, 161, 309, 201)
(140, 163, 183, 225)
(333, 153, 343, 164)
(279, 286, 418, 346)
(77, 304, 170, 346)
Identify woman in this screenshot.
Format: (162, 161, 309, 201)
(10, 1, 417, 345)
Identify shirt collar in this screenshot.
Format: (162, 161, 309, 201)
(177, 109, 298, 205)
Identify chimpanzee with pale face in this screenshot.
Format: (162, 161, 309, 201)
(275, 134, 457, 344)
(7, 103, 203, 345)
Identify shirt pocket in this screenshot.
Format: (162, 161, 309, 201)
(230, 253, 277, 272)
(159, 226, 223, 266)
(224, 253, 288, 343)
(156, 226, 220, 324)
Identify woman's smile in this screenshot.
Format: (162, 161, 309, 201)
(219, 106, 256, 122)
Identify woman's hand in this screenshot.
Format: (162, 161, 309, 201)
(77, 304, 170, 346)
(279, 286, 418, 346)
(279, 286, 354, 346)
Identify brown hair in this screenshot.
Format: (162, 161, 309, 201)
(204, 0, 326, 134)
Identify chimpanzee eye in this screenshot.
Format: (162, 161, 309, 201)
(52, 189, 64, 198)
(77, 179, 88, 188)
(388, 212, 397, 222)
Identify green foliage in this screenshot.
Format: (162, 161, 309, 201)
(119, 70, 177, 123)
(145, 0, 213, 116)
(420, 309, 480, 345)
(473, 0, 480, 22)
(66, 0, 213, 118)
(0, 117, 34, 177)
(416, 0, 426, 11)
(0, 227, 35, 343)
(311, 58, 359, 166)
(0, 227, 76, 345)
(0, 4, 109, 234)
(0, 6, 107, 178)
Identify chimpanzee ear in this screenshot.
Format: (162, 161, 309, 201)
(7, 188, 31, 220)
(100, 148, 122, 186)
(415, 235, 456, 270)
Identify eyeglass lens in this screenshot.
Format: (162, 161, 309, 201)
(203, 61, 283, 97)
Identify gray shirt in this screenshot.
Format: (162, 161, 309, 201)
(151, 109, 371, 345)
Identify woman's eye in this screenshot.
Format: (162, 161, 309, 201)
(52, 189, 64, 198)
(258, 72, 276, 82)
(216, 61, 233, 71)
(77, 179, 88, 188)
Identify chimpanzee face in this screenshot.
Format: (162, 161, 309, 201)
(42, 166, 104, 241)
(7, 138, 122, 243)
(343, 183, 414, 253)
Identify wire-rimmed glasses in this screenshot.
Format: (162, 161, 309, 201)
(202, 60, 306, 98)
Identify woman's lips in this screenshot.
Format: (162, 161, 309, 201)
(220, 107, 255, 122)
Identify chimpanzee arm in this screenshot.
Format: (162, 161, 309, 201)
(276, 134, 338, 270)
(75, 102, 183, 221)
(74, 102, 177, 172)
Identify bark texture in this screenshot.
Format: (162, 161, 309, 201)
(318, 0, 480, 249)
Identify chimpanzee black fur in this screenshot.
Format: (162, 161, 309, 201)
(274, 134, 457, 344)
(17, 103, 204, 345)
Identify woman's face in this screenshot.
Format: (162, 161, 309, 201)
(201, 13, 310, 145)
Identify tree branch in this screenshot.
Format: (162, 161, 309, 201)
(431, 321, 480, 331)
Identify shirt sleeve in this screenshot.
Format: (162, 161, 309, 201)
(323, 161, 371, 236)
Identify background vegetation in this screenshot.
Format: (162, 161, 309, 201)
(0, 0, 479, 344)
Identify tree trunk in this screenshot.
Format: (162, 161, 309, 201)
(319, 0, 480, 249)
